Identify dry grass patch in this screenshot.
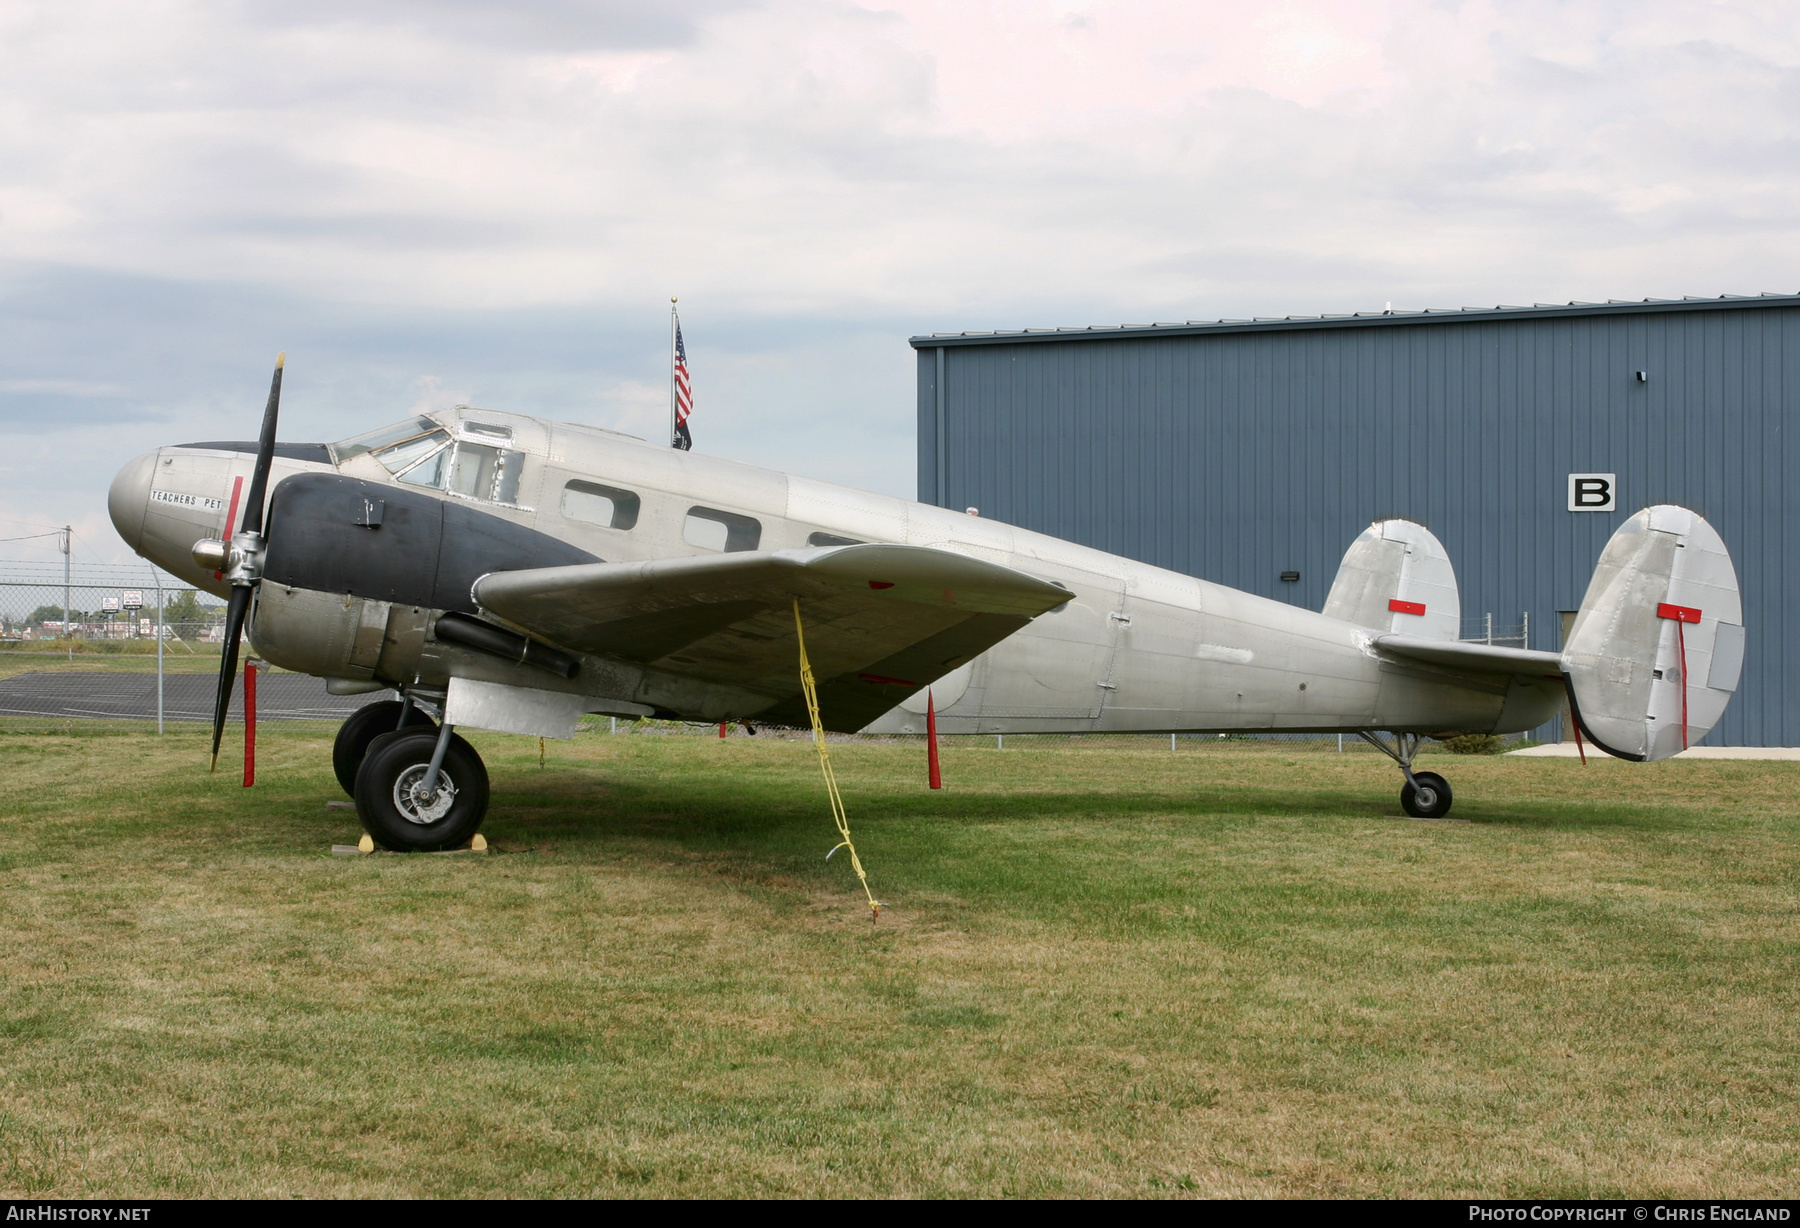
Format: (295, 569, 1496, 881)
(0, 729, 1796, 1197)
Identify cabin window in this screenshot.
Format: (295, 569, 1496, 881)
(807, 531, 862, 548)
(684, 506, 761, 553)
(561, 480, 640, 530)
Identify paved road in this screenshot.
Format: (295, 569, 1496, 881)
(0, 671, 385, 722)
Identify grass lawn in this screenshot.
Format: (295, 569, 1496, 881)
(0, 642, 227, 682)
(1, 728, 1796, 1198)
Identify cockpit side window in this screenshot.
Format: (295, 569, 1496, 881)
(335, 417, 526, 504)
(332, 417, 441, 464)
(378, 432, 453, 483)
(448, 443, 501, 499)
(394, 439, 526, 503)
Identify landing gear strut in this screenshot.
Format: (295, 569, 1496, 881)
(1356, 731, 1454, 819)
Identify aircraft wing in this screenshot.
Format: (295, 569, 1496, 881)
(1374, 634, 1564, 677)
(471, 543, 1070, 731)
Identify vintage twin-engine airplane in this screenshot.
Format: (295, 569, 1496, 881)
(107, 358, 1745, 851)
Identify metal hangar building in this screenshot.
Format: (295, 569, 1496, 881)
(912, 294, 1800, 747)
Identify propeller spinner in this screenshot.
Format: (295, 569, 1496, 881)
(198, 353, 285, 770)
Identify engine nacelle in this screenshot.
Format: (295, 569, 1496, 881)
(249, 586, 426, 683)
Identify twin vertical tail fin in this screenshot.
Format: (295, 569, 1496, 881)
(1324, 519, 1462, 641)
(1562, 506, 1744, 761)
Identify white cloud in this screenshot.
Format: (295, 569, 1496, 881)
(1, 0, 1798, 558)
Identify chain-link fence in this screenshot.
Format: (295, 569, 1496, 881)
(0, 563, 389, 731)
(1461, 611, 1532, 651)
(0, 580, 224, 646)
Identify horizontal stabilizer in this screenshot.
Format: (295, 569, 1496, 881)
(1562, 506, 1744, 761)
(1324, 520, 1461, 640)
(1375, 635, 1562, 676)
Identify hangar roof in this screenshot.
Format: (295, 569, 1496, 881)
(910, 291, 1800, 349)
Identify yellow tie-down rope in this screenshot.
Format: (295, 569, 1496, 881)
(794, 598, 882, 922)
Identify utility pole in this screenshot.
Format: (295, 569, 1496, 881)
(61, 524, 71, 662)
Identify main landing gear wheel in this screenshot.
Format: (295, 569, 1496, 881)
(332, 700, 437, 797)
(1357, 731, 1456, 819)
(1401, 770, 1453, 819)
(354, 727, 490, 852)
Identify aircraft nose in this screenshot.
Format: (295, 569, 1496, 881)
(108, 449, 158, 553)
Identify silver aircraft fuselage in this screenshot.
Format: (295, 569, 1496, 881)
(109, 405, 1563, 738)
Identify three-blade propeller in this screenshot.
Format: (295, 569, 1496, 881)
(209, 353, 284, 771)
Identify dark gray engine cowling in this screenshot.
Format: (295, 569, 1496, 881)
(262, 472, 599, 612)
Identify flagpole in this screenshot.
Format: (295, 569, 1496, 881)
(669, 297, 678, 449)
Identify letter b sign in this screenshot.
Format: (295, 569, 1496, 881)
(1568, 473, 1617, 512)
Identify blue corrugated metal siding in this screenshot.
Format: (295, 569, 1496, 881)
(916, 303, 1799, 746)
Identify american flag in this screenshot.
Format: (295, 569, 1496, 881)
(672, 313, 693, 451)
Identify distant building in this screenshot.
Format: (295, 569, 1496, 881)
(914, 294, 1799, 745)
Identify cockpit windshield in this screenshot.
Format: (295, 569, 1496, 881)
(332, 415, 525, 504)
(376, 431, 452, 479)
(332, 417, 443, 464)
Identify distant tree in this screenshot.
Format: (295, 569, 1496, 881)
(163, 590, 204, 639)
(28, 604, 83, 628)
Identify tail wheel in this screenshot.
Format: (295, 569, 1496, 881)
(354, 728, 489, 851)
(331, 700, 436, 797)
(1401, 771, 1453, 819)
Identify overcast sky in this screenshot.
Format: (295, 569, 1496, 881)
(3, 0, 1796, 567)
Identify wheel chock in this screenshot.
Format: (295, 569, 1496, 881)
(326, 800, 354, 810)
(329, 833, 487, 856)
